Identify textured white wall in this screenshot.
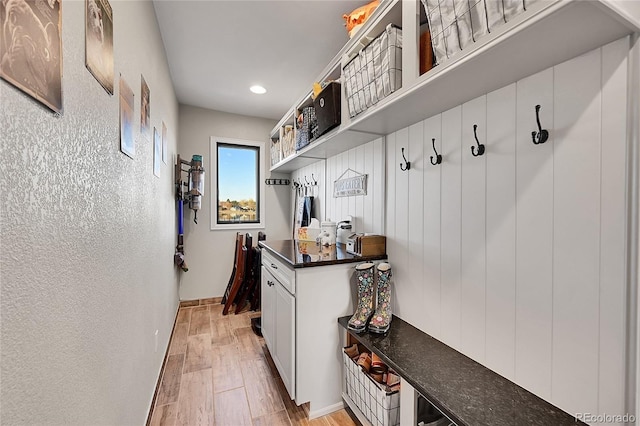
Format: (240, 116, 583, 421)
(177, 105, 290, 300)
(0, 1, 179, 424)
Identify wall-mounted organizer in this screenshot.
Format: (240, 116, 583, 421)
(269, 0, 640, 173)
(343, 23, 403, 118)
(265, 179, 290, 186)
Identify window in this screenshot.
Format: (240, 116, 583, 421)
(210, 137, 265, 230)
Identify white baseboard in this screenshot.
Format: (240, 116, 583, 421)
(308, 401, 345, 419)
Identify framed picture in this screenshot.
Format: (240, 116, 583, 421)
(140, 75, 150, 139)
(0, 0, 63, 113)
(85, 0, 114, 94)
(153, 126, 161, 177)
(162, 121, 167, 164)
(119, 76, 134, 158)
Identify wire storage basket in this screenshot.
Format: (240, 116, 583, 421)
(422, 0, 533, 67)
(343, 23, 402, 118)
(270, 138, 282, 166)
(343, 351, 400, 426)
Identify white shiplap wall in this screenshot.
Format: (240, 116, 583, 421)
(289, 35, 630, 424)
(386, 37, 629, 420)
(291, 138, 386, 235)
(291, 160, 326, 237)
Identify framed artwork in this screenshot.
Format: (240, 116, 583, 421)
(85, 0, 114, 94)
(0, 0, 63, 113)
(162, 121, 167, 164)
(119, 76, 134, 158)
(153, 126, 161, 177)
(140, 75, 150, 139)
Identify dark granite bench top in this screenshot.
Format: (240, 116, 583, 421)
(338, 315, 584, 426)
(259, 240, 386, 268)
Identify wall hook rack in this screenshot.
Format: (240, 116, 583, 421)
(430, 138, 442, 165)
(471, 124, 485, 157)
(265, 178, 290, 186)
(531, 104, 549, 145)
(400, 147, 411, 171)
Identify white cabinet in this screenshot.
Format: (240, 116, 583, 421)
(260, 246, 361, 418)
(261, 263, 295, 400)
(260, 266, 276, 355)
(274, 278, 295, 399)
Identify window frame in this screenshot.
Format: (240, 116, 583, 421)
(210, 136, 265, 231)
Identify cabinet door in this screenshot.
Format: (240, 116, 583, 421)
(275, 281, 296, 400)
(261, 266, 276, 353)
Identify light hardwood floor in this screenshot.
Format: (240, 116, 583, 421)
(149, 301, 359, 426)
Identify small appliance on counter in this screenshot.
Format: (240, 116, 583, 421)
(337, 216, 353, 245)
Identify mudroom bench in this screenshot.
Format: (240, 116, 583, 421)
(338, 315, 584, 426)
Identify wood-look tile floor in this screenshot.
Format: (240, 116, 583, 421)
(149, 302, 359, 426)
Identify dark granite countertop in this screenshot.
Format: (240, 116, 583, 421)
(258, 239, 387, 268)
(338, 316, 584, 426)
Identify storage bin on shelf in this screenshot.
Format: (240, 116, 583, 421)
(343, 23, 402, 118)
(270, 137, 282, 166)
(314, 81, 341, 138)
(295, 106, 317, 151)
(422, 0, 533, 67)
(281, 125, 295, 160)
(343, 350, 400, 426)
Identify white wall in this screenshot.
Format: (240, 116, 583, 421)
(291, 160, 326, 237)
(291, 137, 386, 236)
(177, 105, 290, 300)
(0, 1, 179, 424)
(385, 38, 629, 420)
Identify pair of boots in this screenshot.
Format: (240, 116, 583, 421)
(347, 262, 392, 334)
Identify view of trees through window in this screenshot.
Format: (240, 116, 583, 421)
(216, 143, 259, 224)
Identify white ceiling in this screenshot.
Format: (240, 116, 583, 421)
(153, 0, 367, 121)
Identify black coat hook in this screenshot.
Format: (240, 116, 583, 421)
(311, 173, 317, 185)
(430, 138, 442, 165)
(400, 147, 411, 171)
(304, 176, 310, 186)
(531, 104, 549, 145)
(471, 124, 485, 156)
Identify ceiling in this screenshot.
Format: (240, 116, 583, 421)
(153, 0, 367, 121)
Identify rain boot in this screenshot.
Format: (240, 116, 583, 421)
(347, 262, 375, 332)
(368, 262, 392, 333)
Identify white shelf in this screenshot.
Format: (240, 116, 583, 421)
(269, 126, 381, 173)
(270, 0, 640, 173)
(349, 0, 640, 135)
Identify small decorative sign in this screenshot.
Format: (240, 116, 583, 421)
(334, 168, 367, 197)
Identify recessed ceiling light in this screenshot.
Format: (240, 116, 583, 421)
(250, 85, 267, 94)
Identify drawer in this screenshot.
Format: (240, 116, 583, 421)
(262, 249, 295, 295)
